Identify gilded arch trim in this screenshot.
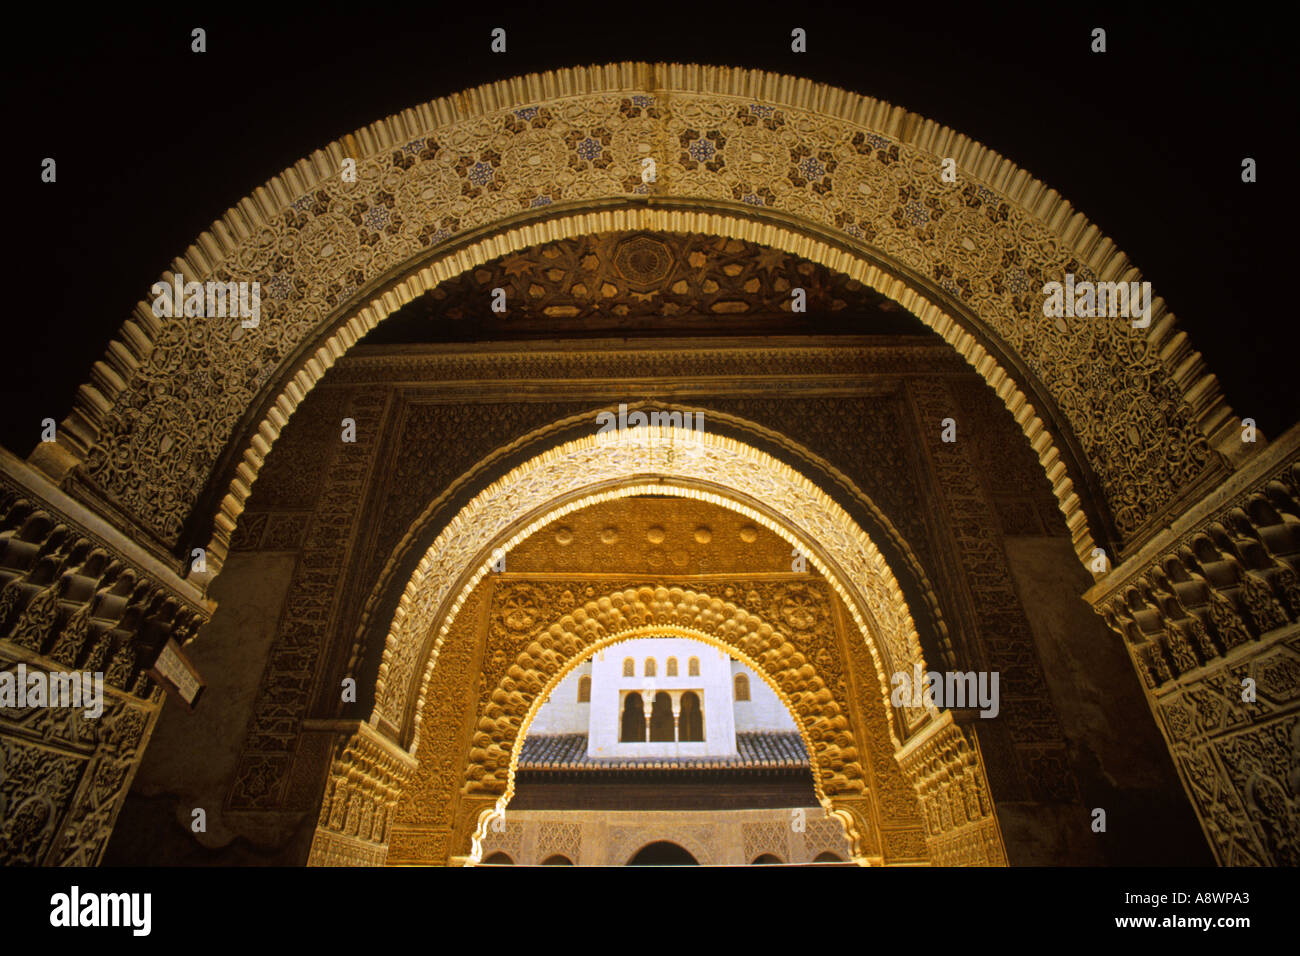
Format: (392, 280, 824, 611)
(342, 400, 954, 693)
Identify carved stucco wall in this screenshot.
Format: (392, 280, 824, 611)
(44, 64, 1240, 584)
(1091, 431, 1300, 866)
(0, 454, 206, 866)
(476, 807, 855, 866)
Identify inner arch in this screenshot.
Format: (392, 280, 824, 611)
(468, 623, 858, 864)
(378, 427, 933, 754)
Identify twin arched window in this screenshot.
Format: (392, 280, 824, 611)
(688, 657, 700, 676)
(734, 673, 750, 701)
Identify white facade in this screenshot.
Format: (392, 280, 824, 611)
(526, 661, 592, 734)
(730, 659, 795, 732)
(527, 636, 798, 759)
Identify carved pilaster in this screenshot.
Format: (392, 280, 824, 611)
(304, 719, 417, 867)
(1087, 426, 1300, 865)
(896, 711, 1008, 866)
(0, 451, 211, 866)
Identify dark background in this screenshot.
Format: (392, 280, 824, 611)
(6, 0, 1295, 456)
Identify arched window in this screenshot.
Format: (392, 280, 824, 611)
(577, 675, 591, 703)
(649, 692, 674, 741)
(734, 673, 750, 701)
(620, 692, 646, 742)
(627, 842, 698, 866)
(623, 658, 634, 677)
(644, 658, 656, 677)
(679, 691, 703, 741)
(666, 657, 678, 677)
(688, 657, 700, 677)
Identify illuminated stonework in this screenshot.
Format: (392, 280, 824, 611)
(43, 63, 1241, 582)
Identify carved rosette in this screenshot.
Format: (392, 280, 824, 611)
(305, 720, 417, 867)
(896, 712, 1007, 867)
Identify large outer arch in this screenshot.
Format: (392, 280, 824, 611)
(42, 61, 1238, 580)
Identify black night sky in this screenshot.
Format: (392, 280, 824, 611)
(6, 0, 1296, 456)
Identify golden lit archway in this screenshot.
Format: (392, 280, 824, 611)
(467, 622, 868, 864)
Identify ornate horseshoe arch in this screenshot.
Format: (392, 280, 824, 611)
(37, 61, 1243, 593)
(341, 400, 956, 719)
(465, 621, 867, 865)
(5, 59, 1287, 872)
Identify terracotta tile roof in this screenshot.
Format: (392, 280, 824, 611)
(517, 732, 809, 771)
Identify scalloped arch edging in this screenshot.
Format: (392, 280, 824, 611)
(466, 619, 876, 865)
(342, 400, 954, 691)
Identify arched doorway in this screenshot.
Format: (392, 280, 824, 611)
(11, 61, 1289, 872)
(628, 842, 698, 866)
(480, 628, 852, 864)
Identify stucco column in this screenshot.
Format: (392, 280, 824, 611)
(1084, 427, 1300, 866)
